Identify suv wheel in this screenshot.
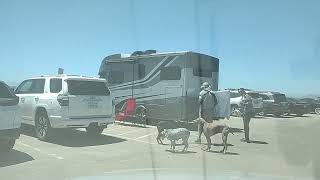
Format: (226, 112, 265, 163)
(35, 111, 51, 141)
(0, 139, 15, 153)
(86, 124, 104, 137)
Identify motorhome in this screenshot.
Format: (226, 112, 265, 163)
(99, 50, 219, 123)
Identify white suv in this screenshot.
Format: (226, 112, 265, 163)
(0, 81, 20, 152)
(15, 75, 114, 140)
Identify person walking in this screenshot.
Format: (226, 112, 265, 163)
(238, 88, 254, 143)
(195, 82, 218, 143)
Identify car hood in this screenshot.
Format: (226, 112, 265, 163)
(71, 168, 304, 180)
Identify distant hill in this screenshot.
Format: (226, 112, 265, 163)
(300, 94, 320, 99)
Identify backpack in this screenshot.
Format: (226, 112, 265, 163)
(202, 91, 217, 110)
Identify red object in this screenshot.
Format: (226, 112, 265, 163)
(115, 98, 137, 121)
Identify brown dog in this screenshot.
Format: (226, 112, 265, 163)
(194, 118, 233, 153)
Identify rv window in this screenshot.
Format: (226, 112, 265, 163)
(108, 71, 124, 85)
(138, 64, 145, 79)
(160, 66, 181, 80)
(193, 68, 213, 77)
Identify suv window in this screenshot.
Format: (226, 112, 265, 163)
(247, 92, 260, 99)
(67, 80, 110, 96)
(259, 94, 270, 100)
(15, 80, 33, 94)
(30, 79, 45, 94)
(273, 94, 287, 103)
(15, 79, 45, 94)
(160, 66, 181, 80)
(0, 82, 13, 98)
(50, 79, 62, 93)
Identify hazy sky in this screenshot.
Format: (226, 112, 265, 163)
(1, 0, 319, 97)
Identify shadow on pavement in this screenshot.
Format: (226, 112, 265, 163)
(248, 140, 268, 144)
(165, 150, 197, 154)
(208, 150, 239, 155)
(21, 125, 126, 147)
(0, 150, 34, 168)
(253, 116, 268, 119)
(276, 120, 320, 179)
(230, 128, 243, 133)
(116, 122, 149, 128)
(213, 143, 234, 147)
(265, 114, 295, 119)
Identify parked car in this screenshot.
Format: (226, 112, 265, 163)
(299, 98, 320, 114)
(287, 98, 310, 116)
(0, 81, 20, 152)
(14, 75, 115, 140)
(258, 92, 289, 117)
(228, 89, 263, 116)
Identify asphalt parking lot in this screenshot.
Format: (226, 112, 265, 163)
(1, 114, 320, 180)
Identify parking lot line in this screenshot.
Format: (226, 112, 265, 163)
(116, 128, 146, 136)
(135, 133, 157, 140)
(104, 125, 127, 132)
(102, 133, 157, 145)
(17, 142, 64, 160)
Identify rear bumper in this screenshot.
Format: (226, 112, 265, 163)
(49, 116, 115, 128)
(0, 128, 20, 140)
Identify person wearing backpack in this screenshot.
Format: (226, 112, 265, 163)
(195, 82, 218, 143)
(238, 88, 254, 143)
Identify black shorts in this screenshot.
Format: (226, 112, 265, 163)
(202, 110, 214, 122)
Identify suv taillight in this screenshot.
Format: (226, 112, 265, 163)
(57, 94, 69, 106)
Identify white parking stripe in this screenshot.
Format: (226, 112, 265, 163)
(17, 142, 64, 160)
(19, 142, 31, 148)
(103, 126, 127, 132)
(102, 133, 157, 145)
(135, 133, 156, 140)
(116, 128, 144, 136)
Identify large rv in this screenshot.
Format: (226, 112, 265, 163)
(98, 51, 219, 123)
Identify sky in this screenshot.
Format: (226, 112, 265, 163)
(0, 0, 320, 97)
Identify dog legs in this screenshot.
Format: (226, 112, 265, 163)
(170, 140, 176, 151)
(221, 127, 229, 154)
(221, 133, 228, 154)
(203, 135, 211, 151)
(156, 133, 163, 144)
(182, 136, 189, 152)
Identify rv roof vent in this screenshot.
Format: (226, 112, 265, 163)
(105, 54, 122, 60)
(144, 50, 157, 55)
(131, 51, 144, 57)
